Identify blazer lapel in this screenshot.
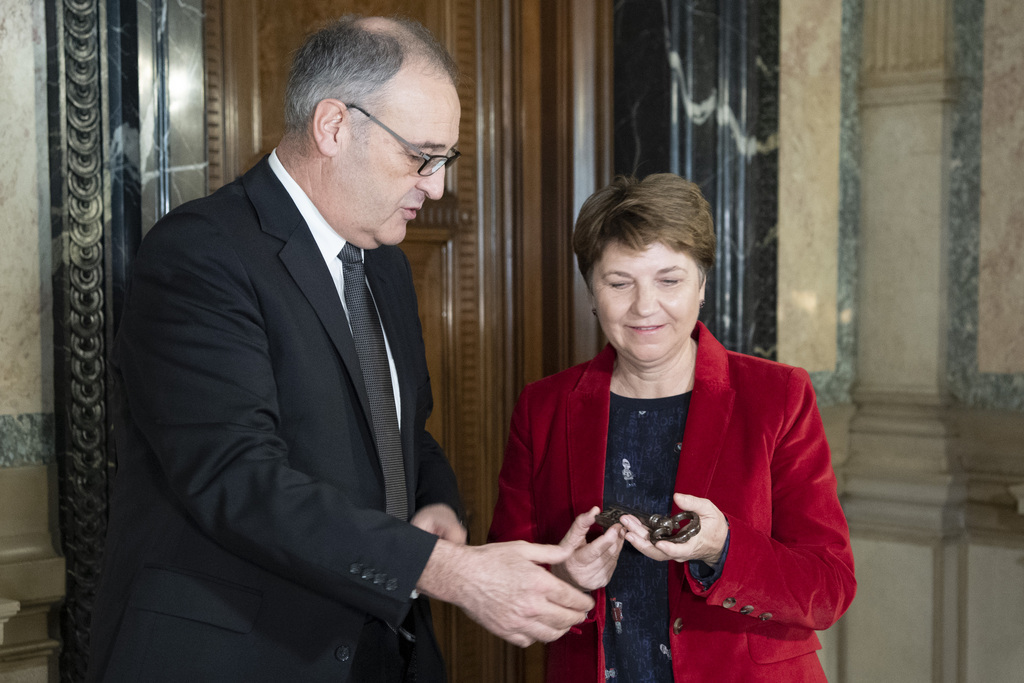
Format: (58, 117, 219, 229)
(241, 158, 373, 423)
(567, 346, 617, 517)
(673, 323, 735, 501)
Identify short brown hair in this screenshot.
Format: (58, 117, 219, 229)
(573, 174, 716, 288)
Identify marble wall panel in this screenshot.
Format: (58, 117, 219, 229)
(0, 0, 45, 417)
(966, 542, 1024, 681)
(843, 537, 935, 681)
(947, 0, 1024, 409)
(0, 0, 52, 470)
(777, 0, 841, 373)
(139, 0, 208, 231)
(859, 101, 948, 395)
(978, 0, 1024, 374)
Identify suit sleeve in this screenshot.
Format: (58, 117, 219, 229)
(684, 368, 856, 632)
(114, 211, 439, 625)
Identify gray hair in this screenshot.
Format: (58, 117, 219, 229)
(284, 15, 459, 135)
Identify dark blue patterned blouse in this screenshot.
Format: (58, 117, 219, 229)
(601, 392, 691, 682)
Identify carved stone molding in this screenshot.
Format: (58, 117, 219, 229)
(860, 0, 957, 105)
(861, 0, 954, 92)
(46, 0, 111, 680)
(0, 599, 20, 647)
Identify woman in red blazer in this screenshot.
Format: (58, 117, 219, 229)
(489, 174, 856, 682)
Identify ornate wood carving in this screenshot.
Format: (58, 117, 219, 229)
(46, 0, 110, 680)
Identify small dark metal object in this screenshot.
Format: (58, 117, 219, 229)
(595, 504, 701, 544)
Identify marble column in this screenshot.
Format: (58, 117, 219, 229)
(841, 0, 965, 680)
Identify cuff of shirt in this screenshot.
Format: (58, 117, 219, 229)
(687, 529, 730, 588)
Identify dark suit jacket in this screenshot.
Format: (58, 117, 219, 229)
(489, 323, 856, 683)
(87, 157, 462, 681)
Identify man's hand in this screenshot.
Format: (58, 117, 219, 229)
(620, 493, 728, 565)
(551, 506, 625, 591)
(410, 504, 467, 544)
(416, 539, 595, 648)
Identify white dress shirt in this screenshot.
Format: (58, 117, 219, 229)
(268, 150, 402, 424)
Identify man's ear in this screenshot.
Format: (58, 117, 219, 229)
(311, 99, 349, 157)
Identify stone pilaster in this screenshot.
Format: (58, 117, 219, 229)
(842, 1, 964, 681)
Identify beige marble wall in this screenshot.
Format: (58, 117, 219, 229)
(978, 0, 1024, 373)
(777, 0, 842, 372)
(0, 2, 62, 680)
(0, 0, 48, 417)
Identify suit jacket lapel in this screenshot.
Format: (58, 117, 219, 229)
(567, 345, 617, 517)
(673, 323, 734, 501)
(241, 157, 373, 425)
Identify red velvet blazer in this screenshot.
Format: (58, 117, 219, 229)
(489, 323, 856, 683)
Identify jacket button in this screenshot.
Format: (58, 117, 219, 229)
(672, 617, 684, 634)
(335, 646, 350, 662)
(758, 612, 773, 621)
(740, 605, 754, 614)
(386, 578, 399, 591)
(349, 563, 362, 574)
(722, 597, 736, 609)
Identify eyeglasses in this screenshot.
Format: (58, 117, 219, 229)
(346, 104, 461, 177)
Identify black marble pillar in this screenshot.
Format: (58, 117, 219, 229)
(614, 0, 779, 358)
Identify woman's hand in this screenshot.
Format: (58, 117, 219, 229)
(551, 506, 626, 591)
(620, 493, 728, 565)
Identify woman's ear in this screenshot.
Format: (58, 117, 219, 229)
(310, 99, 349, 157)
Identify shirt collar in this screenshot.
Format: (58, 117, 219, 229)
(268, 149, 356, 265)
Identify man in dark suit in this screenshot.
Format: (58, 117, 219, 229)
(86, 15, 593, 682)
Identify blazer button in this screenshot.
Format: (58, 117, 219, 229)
(758, 612, 773, 621)
(386, 578, 399, 591)
(722, 597, 736, 609)
(335, 646, 351, 662)
(349, 563, 363, 575)
(672, 617, 684, 634)
(740, 605, 754, 615)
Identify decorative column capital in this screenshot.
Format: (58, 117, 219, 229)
(861, 0, 957, 104)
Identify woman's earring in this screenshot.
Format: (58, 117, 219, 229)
(591, 308, 597, 316)
(699, 300, 705, 310)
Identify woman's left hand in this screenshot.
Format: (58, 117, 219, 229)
(620, 493, 728, 565)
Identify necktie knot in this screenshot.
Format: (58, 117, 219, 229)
(340, 242, 362, 266)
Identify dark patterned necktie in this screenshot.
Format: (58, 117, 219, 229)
(339, 243, 408, 520)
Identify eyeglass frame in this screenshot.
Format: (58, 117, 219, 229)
(345, 103, 461, 177)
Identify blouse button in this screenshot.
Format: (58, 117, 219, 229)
(672, 617, 684, 634)
(722, 597, 737, 609)
(758, 612, 773, 621)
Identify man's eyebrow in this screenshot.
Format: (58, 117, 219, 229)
(416, 139, 459, 153)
